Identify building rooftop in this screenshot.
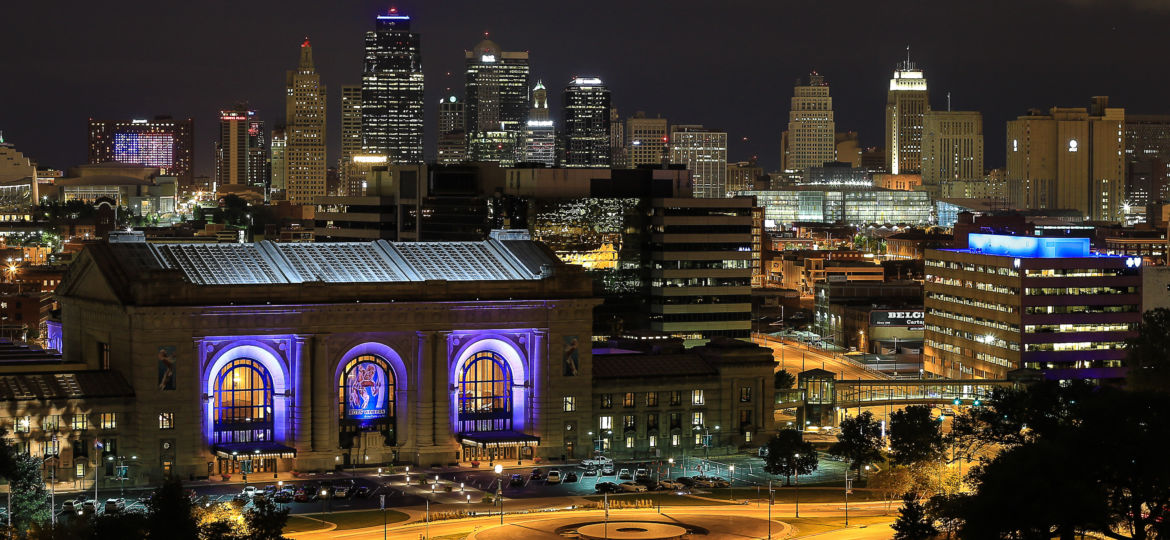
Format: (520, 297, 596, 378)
(945, 233, 1120, 258)
(592, 353, 717, 379)
(0, 370, 134, 401)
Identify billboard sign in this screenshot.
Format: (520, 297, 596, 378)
(870, 309, 924, 329)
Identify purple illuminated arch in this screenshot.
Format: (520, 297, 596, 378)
(333, 342, 409, 430)
(202, 340, 290, 445)
(449, 334, 529, 433)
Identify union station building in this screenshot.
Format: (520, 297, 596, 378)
(2, 231, 776, 486)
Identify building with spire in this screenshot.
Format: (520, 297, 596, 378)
(284, 39, 327, 204)
(562, 77, 611, 168)
(523, 81, 555, 166)
(885, 51, 929, 175)
(464, 37, 530, 164)
(362, 9, 424, 164)
(782, 72, 836, 172)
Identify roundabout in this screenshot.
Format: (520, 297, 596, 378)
(469, 512, 788, 540)
(574, 521, 690, 540)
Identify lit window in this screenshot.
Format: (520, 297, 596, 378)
(692, 411, 704, 426)
(72, 414, 88, 431)
(42, 415, 60, 432)
(671, 434, 680, 447)
(623, 393, 635, 407)
(75, 463, 86, 478)
(740, 387, 752, 402)
(158, 413, 174, 430)
(600, 394, 613, 409)
(694, 433, 703, 445)
(692, 390, 705, 405)
(646, 392, 658, 407)
(745, 431, 753, 443)
(625, 436, 634, 449)
(648, 435, 657, 448)
(599, 416, 612, 430)
(100, 413, 117, 430)
(563, 396, 576, 412)
(14, 416, 30, 433)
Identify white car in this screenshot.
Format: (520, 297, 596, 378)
(241, 486, 258, 498)
(618, 468, 632, 480)
(104, 498, 125, 513)
(581, 456, 613, 468)
(545, 470, 562, 484)
(619, 481, 648, 492)
(634, 468, 649, 480)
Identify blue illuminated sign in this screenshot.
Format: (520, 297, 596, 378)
(965, 233, 1090, 258)
(345, 361, 387, 420)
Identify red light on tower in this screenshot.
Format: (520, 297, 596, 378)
(301, 37, 310, 48)
(389, 6, 398, 13)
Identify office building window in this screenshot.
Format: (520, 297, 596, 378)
(645, 392, 658, 407)
(43, 415, 60, 432)
(563, 396, 576, 412)
(745, 431, 753, 443)
(669, 391, 682, 406)
(740, 387, 752, 402)
(600, 394, 613, 409)
(72, 414, 88, 431)
(739, 409, 753, 426)
(649, 435, 657, 448)
(625, 436, 634, 449)
(599, 416, 612, 430)
(43, 439, 60, 456)
(694, 433, 703, 445)
(647, 413, 659, 429)
(75, 463, 86, 478)
(623, 392, 635, 407)
(692, 390, 705, 405)
(670, 412, 681, 428)
(692, 411, 704, 426)
(671, 434, 680, 447)
(14, 416, 30, 433)
(99, 413, 117, 430)
(623, 415, 635, 430)
(158, 413, 174, 430)
(98, 342, 110, 370)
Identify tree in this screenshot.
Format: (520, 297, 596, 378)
(762, 429, 818, 486)
(869, 466, 914, 512)
(828, 411, 884, 477)
(8, 453, 51, 535)
(1125, 308, 1170, 392)
(146, 478, 199, 540)
(891, 492, 937, 540)
(889, 405, 944, 466)
(773, 369, 795, 390)
(244, 496, 289, 540)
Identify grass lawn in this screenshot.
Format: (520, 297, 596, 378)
(283, 515, 329, 534)
(285, 509, 410, 532)
(696, 487, 889, 503)
(583, 493, 734, 507)
(785, 516, 894, 538)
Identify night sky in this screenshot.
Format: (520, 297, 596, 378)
(2, 0, 1166, 176)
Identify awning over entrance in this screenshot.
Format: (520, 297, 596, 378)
(213, 442, 297, 460)
(458, 431, 540, 448)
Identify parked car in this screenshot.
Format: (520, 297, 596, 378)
(619, 481, 648, 493)
(530, 468, 546, 480)
(582, 468, 598, 477)
(510, 474, 526, 487)
(594, 481, 621, 494)
(81, 501, 96, 515)
(61, 500, 77, 513)
(332, 483, 350, 498)
(293, 489, 312, 503)
(545, 470, 562, 484)
(657, 480, 684, 491)
(104, 498, 125, 514)
(693, 476, 716, 488)
(352, 486, 370, 498)
(274, 490, 293, 503)
(581, 455, 614, 468)
(634, 468, 649, 481)
(710, 478, 731, 488)
(240, 486, 258, 498)
(564, 471, 579, 482)
(675, 476, 695, 487)
(618, 468, 632, 480)
(601, 465, 616, 476)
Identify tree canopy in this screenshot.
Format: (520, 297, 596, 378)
(762, 429, 818, 486)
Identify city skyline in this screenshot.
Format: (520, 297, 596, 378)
(2, 0, 1167, 176)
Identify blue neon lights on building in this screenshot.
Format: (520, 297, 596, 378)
(964, 233, 1090, 258)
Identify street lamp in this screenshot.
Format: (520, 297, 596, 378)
(793, 452, 801, 518)
(667, 458, 674, 482)
(728, 465, 735, 501)
(493, 464, 504, 525)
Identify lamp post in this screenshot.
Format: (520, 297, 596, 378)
(793, 452, 800, 518)
(667, 457, 674, 482)
(728, 464, 735, 501)
(494, 464, 504, 525)
(320, 489, 329, 513)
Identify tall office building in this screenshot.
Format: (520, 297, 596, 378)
(1124, 115, 1170, 206)
(609, 107, 626, 168)
(87, 116, 193, 184)
(783, 72, 836, 172)
(671, 125, 728, 198)
(523, 81, 555, 166)
(922, 110, 984, 192)
(284, 39, 327, 204)
(362, 9, 424, 164)
(626, 112, 668, 167)
(437, 95, 467, 165)
(269, 127, 286, 197)
(340, 85, 363, 170)
(215, 105, 268, 189)
(727, 161, 763, 193)
(562, 77, 611, 168)
(465, 37, 529, 161)
(1006, 96, 1125, 222)
(885, 57, 929, 174)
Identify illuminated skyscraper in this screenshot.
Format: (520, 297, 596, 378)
(523, 81, 555, 166)
(626, 112, 668, 168)
(465, 37, 530, 163)
(362, 9, 424, 164)
(215, 104, 267, 189)
(922, 110, 983, 193)
(783, 72, 836, 172)
(88, 116, 193, 185)
(270, 127, 286, 197)
(885, 54, 929, 174)
(284, 39, 327, 204)
(562, 77, 611, 168)
(437, 95, 467, 165)
(609, 106, 626, 168)
(671, 125, 728, 198)
(340, 85, 363, 169)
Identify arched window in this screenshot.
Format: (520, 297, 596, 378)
(457, 351, 513, 433)
(338, 355, 394, 421)
(213, 358, 274, 445)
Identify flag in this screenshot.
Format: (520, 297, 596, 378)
(93, 439, 103, 450)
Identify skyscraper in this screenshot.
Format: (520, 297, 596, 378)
(284, 38, 327, 204)
(1124, 115, 1170, 206)
(246, 117, 268, 190)
(341, 85, 363, 169)
(437, 95, 467, 165)
(626, 112, 668, 167)
(783, 72, 836, 172)
(1006, 96, 1125, 222)
(609, 106, 626, 168)
(671, 125, 728, 198)
(215, 104, 267, 189)
(885, 55, 929, 174)
(523, 81, 555, 166)
(88, 116, 193, 184)
(269, 127, 286, 197)
(922, 110, 984, 193)
(562, 77, 611, 168)
(362, 9, 424, 164)
(465, 37, 530, 146)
